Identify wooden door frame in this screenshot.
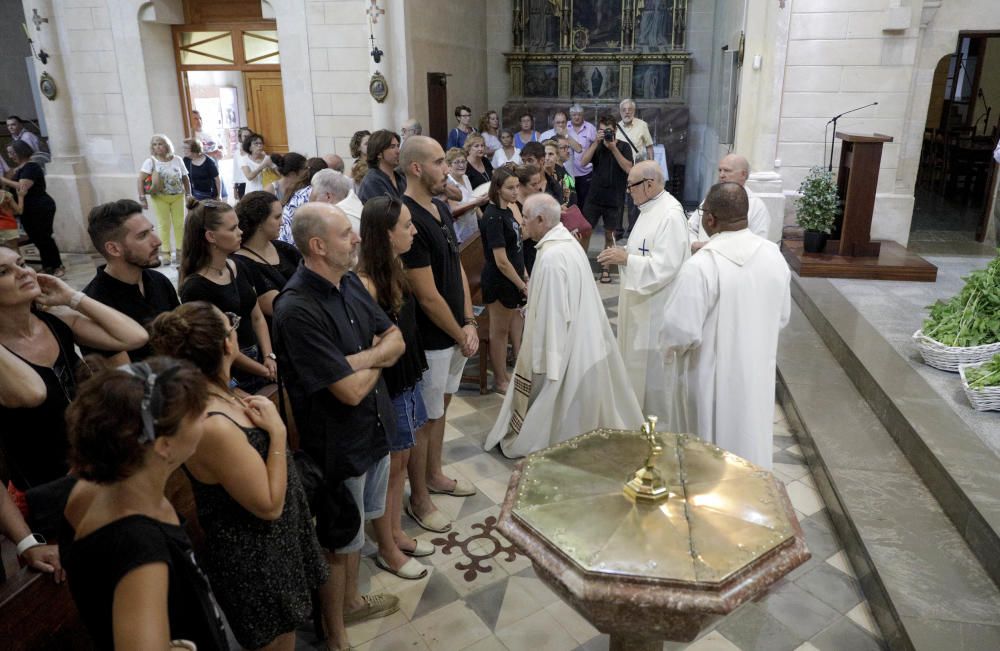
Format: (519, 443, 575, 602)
(243, 70, 288, 153)
(171, 22, 280, 140)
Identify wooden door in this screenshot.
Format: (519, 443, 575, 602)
(244, 71, 288, 153)
(427, 72, 448, 148)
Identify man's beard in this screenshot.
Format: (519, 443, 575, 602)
(124, 249, 161, 268)
(421, 170, 445, 195)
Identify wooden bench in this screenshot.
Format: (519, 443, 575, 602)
(459, 231, 490, 394)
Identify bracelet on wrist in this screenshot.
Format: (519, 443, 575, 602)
(69, 291, 85, 310)
(16, 533, 46, 556)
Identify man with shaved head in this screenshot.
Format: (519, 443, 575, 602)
(485, 194, 641, 457)
(273, 201, 405, 648)
(660, 182, 790, 470)
(689, 153, 771, 250)
(322, 153, 345, 173)
(597, 160, 689, 425)
(398, 135, 480, 534)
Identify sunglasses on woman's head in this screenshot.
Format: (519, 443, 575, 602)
(224, 311, 241, 334)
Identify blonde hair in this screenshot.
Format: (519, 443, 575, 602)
(149, 134, 175, 157)
(462, 134, 485, 155)
(445, 147, 467, 164)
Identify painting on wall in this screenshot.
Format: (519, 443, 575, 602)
(632, 64, 670, 99)
(525, 0, 561, 51)
(524, 64, 559, 98)
(573, 0, 623, 50)
(635, 0, 674, 51)
(572, 63, 620, 99)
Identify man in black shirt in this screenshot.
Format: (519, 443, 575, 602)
(579, 114, 634, 278)
(83, 199, 179, 362)
(272, 201, 405, 649)
(399, 136, 480, 534)
(357, 129, 406, 204)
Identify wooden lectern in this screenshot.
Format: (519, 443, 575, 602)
(832, 132, 893, 257)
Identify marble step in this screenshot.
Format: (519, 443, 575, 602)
(777, 302, 1000, 651)
(788, 274, 1000, 588)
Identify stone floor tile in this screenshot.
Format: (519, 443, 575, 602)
(846, 602, 880, 638)
(682, 630, 742, 650)
(446, 398, 478, 419)
(808, 617, 884, 651)
(495, 608, 579, 651)
(716, 602, 804, 651)
(355, 622, 430, 651)
(476, 474, 513, 505)
(900, 616, 1000, 650)
(773, 462, 809, 481)
(411, 601, 492, 651)
(545, 599, 600, 644)
(773, 434, 796, 449)
(796, 472, 818, 491)
(792, 643, 822, 651)
(453, 452, 513, 481)
(824, 550, 854, 577)
(443, 437, 489, 464)
(794, 563, 865, 614)
(399, 570, 459, 622)
(463, 577, 510, 632)
(785, 480, 825, 516)
(345, 608, 409, 646)
(798, 516, 841, 563)
(785, 444, 804, 458)
(759, 581, 841, 640)
(460, 635, 510, 651)
(439, 551, 509, 598)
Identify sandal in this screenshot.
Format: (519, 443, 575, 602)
(599, 270, 613, 284)
(402, 538, 435, 557)
(374, 554, 428, 580)
(404, 503, 452, 533)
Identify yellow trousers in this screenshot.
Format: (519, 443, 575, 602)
(150, 193, 185, 254)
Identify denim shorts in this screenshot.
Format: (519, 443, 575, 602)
(390, 384, 427, 452)
(336, 454, 390, 554)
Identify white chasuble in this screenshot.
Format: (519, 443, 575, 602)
(484, 224, 643, 458)
(659, 229, 790, 469)
(617, 190, 690, 429)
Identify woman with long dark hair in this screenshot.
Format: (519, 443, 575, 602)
(178, 199, 275, 393)
(233, 191, 302, 323)
(150, 303, 329, 651)
(268, 153, 309, 205)
(0, 140, 63, 275)
(479, 168, 527, 393)
(61, 357, 229, 650)
(357, 196, 437, 579)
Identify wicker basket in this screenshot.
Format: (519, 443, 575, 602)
(959, 360, 1000, 411)
(912, 330, 1000, 372)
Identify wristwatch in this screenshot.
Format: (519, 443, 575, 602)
(266, 353, 277, 361)
(464, 316, 479, 328)
(16, 533, 46, 556)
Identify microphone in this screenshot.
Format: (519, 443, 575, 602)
(827, 102, 879, 170)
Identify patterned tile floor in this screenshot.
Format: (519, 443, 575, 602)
(55, 251, 886, 651)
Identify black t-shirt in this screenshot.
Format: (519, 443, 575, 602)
(233, 241, 301, 297)
(586, 141, 633, 208)
(62, 514, 228, 651)
(466, 158, 493, 190)
(82, 266, 180, 361)
(357, 167, 407, 204)
(380, 292, 427, 397)
(272, 267, 395, 479)
(184, 157, 220, 199)
(400, 197, 465, 351)
(16, 162, 54, 214)
(0, 310, 78, 490)
(179, 263, 259, 348)
(480, 203, 525, 284)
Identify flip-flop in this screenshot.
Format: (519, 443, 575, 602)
(428, 478, 477, 497)
(402, 538, 435, 558)
(404, 503, 452, 533)
(375, 554, 428, 580)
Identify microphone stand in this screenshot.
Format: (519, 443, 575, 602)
(827, 102, 879, 171)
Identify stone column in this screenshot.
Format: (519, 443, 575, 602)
(368, 1, 392, 130)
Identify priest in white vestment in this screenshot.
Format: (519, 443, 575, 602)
(688, 154, 771, 247)
(660, 182, 790, 470)
(485, 194, 643, 458)
(596, 161, 689, 429)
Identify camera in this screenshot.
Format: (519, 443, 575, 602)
(603, 128, 614, 142)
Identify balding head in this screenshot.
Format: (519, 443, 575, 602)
(310, 169, 352, 203)
(522, 193, 562, 240)
(718, 154, 750, 185)
(399, 135, 440, 173)
(702, 182, 749, 235)
(399, 135, 447, 195)
(401, 118, 422, 141)
(292, 201, 354, 267)
(322, 154, 344, 173)
(632, 160, 664, 186)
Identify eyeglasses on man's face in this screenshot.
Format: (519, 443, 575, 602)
(627, 179, 648, 192)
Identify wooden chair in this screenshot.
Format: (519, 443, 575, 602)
(459, 231, 490, 394)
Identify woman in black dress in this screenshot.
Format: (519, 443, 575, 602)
(0, 247, 148, 511)
(463, 134, 493, 190)
(479, 167, 527, 394)
(357, 196, 436, 580)
(232, 191, 302, 329)
(0, 140, 62, 275)
(150, 303, 329, 651)
(61, 358, 230, 651)
(179, 199, 275, 393)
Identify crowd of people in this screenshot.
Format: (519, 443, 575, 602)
(0, 99, 790, 651)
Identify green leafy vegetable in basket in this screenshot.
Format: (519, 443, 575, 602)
(966, 353, 1000, 389)
(922, 253, 1000, 347)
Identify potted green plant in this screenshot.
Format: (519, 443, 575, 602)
(795, 166, 838, 253)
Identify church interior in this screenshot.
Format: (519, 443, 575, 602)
(1, 1, 1000, 650)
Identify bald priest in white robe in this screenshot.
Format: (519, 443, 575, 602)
(660, 182, 790, 470)
(596, 161, 689, 428)
(485, 194, 643, 458)
(689, 153, 771, 249)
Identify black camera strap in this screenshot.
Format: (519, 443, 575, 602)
(616, 122, 639, 153)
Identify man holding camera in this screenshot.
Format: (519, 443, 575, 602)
(579, 115, 634, 280)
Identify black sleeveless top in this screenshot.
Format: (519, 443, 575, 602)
(380, 292, 428, 396)
(0, 310, 79, 490)
(179, 263, 259, 348)
(62, 513, 229, 651)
